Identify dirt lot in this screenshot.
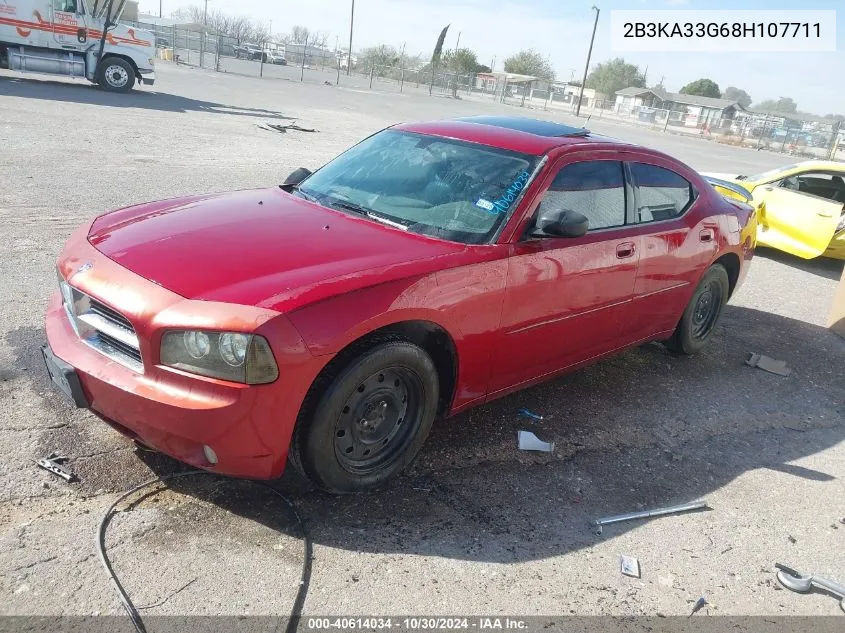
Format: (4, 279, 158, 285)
(1, 63, 843, 622)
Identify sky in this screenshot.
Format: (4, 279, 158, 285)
(138, 0, 845, 114)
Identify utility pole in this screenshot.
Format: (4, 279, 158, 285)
(576, 5, 599, 117)
(346, 0, 354, 75)
(453, 31, 460, 55)
(159, 0, 162, 18)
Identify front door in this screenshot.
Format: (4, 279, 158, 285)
(51, 0, 88, 49)
(755, 173, 845, 259)
(489, 158, 639, 394)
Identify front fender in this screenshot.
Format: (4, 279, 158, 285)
(286, 258, 510, 411)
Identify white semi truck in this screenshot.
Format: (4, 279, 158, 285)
(0, 0, 154, 92)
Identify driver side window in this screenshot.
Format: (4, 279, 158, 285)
(54, 0, 78, 12)
(777, 172, 845, 204)
(540, 160, 626, 231)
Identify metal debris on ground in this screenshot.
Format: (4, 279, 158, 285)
(593, 500, 708, 534)
(517, 430, 554, 452)
(517, 408, 544, 421)
(258, 121, 319, 134)
(620, 555, 641, 578)
(689, 596, 707, 616)
(36, 452, 77, 482)
(745, 352, 791, 376)
(775, 563, 845, 613)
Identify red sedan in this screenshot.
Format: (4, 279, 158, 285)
(43, 116, 756, 493)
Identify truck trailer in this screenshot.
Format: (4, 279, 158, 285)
(0, 0, 154, 92)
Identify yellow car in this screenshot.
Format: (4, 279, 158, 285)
(703, 160, 845, 260)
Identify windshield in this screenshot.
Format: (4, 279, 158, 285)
(91, 0, 126, 21)
(298, 130, 540, 244)
(744, 163, 803, 182)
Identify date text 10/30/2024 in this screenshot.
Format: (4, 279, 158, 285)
(306, 617, 529, 630)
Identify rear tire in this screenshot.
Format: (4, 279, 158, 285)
(97, 57, 135, 93)
(665, 264, 730, 355)
(292, 342, 439, 494)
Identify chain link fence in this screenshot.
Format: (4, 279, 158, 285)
(132, 20, 844, 160)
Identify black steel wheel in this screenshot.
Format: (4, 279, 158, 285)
(334, 367, 424, 475)
(690, 278, 724, 341)
(292, 341, 439, 493)
(96, 57, 135, 93)
(666, 264, 730, 355)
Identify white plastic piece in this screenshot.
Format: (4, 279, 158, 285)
(518, 430, 554, 452)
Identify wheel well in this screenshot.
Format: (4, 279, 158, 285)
(100, 54, 140, 79)
(714, 252, 741, 297)
(305, 321, 458, 419)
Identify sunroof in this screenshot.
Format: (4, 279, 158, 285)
(456, 116, 590, 137)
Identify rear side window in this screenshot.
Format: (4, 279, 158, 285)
(630, 163, 694, 223)
(543, 160, 626, 230)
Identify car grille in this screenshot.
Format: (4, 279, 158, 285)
(62, 284, 143, 373)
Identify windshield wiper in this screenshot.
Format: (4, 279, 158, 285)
(331, 199, 371, 216)
(331, 200, 409, 231)
(293, 186, 318, 202)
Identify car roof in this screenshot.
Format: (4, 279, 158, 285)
(394, 117, 625, 155)
(786, 160, 845, 173)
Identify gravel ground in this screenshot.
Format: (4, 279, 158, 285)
(0, 63, 843, 622)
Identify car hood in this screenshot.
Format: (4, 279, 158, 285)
(88, 188, 466, 311)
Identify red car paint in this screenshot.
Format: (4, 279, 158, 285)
(46, 120, 755, 478)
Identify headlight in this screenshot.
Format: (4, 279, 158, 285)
(160, 330, 278, 384)
(219, 333, 249, 366)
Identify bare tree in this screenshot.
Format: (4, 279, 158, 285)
(252, 23, 271, 45)
(310, 31, 329, 49)
(290, 25, 310, 44)
(228, 16, 254, 44)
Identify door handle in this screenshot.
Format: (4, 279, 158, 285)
(817, 211, 833, 218)
(616, 242, 635, 259)
(699, 228, 715, 243)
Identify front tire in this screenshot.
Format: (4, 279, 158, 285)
(97, 57, 135, 93)
(665, 264, 730, 355)
(293, 342, 439, 494)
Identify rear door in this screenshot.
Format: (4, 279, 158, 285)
(754, 173, 844, 259)
(621, 160, 716, 344)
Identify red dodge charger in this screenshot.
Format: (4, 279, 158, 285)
(44, 116, 756, 492)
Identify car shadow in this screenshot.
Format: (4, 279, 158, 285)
(103, 304, 845, 564)
(756, 246, 844, 281)
(0, 75, 294, 118)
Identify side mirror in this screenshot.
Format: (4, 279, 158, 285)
(531, 206, 589, 238)
(282, 167, 312, 188)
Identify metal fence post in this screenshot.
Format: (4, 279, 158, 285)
(829, 120, 842, 160)
(336, 57, 341, 85)
(369, 64, 374, 89)
(199, 29, 205, 68)
(756, 113, 771, 150)
(215, 34, 220, 71)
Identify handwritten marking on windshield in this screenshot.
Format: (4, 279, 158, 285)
(490, 171, 531, 214)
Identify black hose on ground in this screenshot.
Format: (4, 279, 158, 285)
(96, 470, 312, 633)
